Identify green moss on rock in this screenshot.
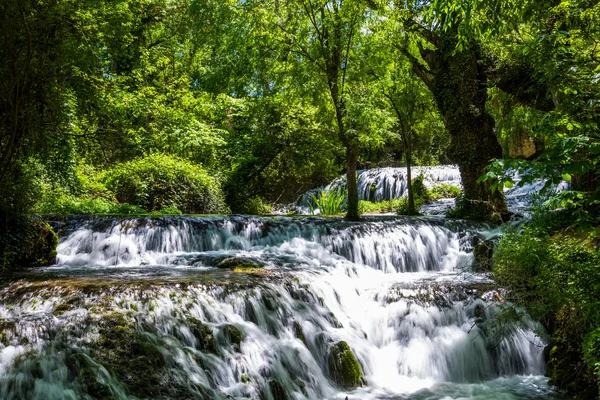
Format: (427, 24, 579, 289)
(327, 341, 363, 389)
(223, 324, 244, 348)
(216, 257, 262, 269)
(188, 317, 217, 353)
(293, 320, 306, 345)
(268, 379, 289, 400)
(52, 303, 72, 316)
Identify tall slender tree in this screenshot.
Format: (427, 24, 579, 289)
(276, 0, 366, 219)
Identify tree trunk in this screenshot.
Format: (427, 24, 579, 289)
(406, 132, 415, 215)
(346, 139, 360, 220)
(428, 35, 507, 219)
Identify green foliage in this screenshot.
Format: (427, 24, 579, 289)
(358, 199, 397, 214)
(410, 175, 431, 203)
(310, 189, 346, 216)
(395, 198, 420, 216)
(102, 154, 228, 214)
(493, 217, 600, 397)
(0, 218, 58, 270)
(238, 197, 272, 216)
(446, 194, 499, 222)
(358, 180, 461, 215)
(37, 193, 145, 216)
(224, 97, 341, 212)
(429, 184, 462, 200)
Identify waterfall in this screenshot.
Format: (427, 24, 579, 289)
(0, 216, 557, 399)
(296, 166, 462, 208)
(292, 166, 569, 216)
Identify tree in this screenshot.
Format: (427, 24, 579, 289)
(364, 0, 524, 219)
(276, 0, 366, 219)
(480, 0, 600, 222)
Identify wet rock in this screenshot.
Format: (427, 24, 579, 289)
(216, 257, 263, 270)
(325, 311, 343, 328)
(222, 324, 244, 348)
(89, 312, 216, 399)
(293, 320, 306, 345)
(52, 303, 73, 316)
(327, 341, 363, 389)
(188, 317, 216, 353)
(268, 379, 289, 400)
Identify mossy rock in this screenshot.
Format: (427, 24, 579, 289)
(52, 303, 73, 316)
(268, 379, 289, 400)
(293, 320, 306, 346)
(188, 317, 217, 353)
(222, 324, 244, 347)
(327, 341, 363, 389)
(216, 257, 262, 270)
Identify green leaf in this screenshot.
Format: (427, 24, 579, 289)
(562, 173, 572, 181)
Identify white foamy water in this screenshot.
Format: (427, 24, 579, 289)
(290, 166, 569, 216)
(0, 216, 557, 399)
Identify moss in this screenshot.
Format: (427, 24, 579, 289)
(293, 320, 306, 345)
(216, 257, 262, 269)
(222, 324, 244, 348)
(233, 266, 264, 274)
(188, 317, 216, 353)
(52, 303, 73, 316)
(268, 379, 289, 400)
(1, 218, 58, 269)
(327, 341, 363, 389)
(545, 306, 598, 399)
(241, 373, 251, 383)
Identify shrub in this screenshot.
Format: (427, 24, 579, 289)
(429, 184, 462, 201)
(238, 197, 272, 215)
(37, 191, 146, 215)
(410, 175, 430, 203)
(102, 154, 228, 214)
(358, 199, 396, 214)
(494, 224, 600, 397)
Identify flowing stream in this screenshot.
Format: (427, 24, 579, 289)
(0, 216, 559, 399)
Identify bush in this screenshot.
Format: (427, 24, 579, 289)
(0, 216, 58, 269)
(446, 194, 498, 221)
(429, 184, 462, 201)
(237, 197, 272, 215)
(494, 224, 600, 398)
(102, 154, 228, 214)
(37, 191, 146, 215)
(410, 175, 430, 203)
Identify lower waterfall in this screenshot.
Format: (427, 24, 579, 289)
(0, 216, 558, 399)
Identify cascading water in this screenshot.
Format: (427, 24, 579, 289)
(292, 166, 568, 216)
(0, 216, 558, 399)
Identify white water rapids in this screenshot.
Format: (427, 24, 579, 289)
(0, 216, 559, 399)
